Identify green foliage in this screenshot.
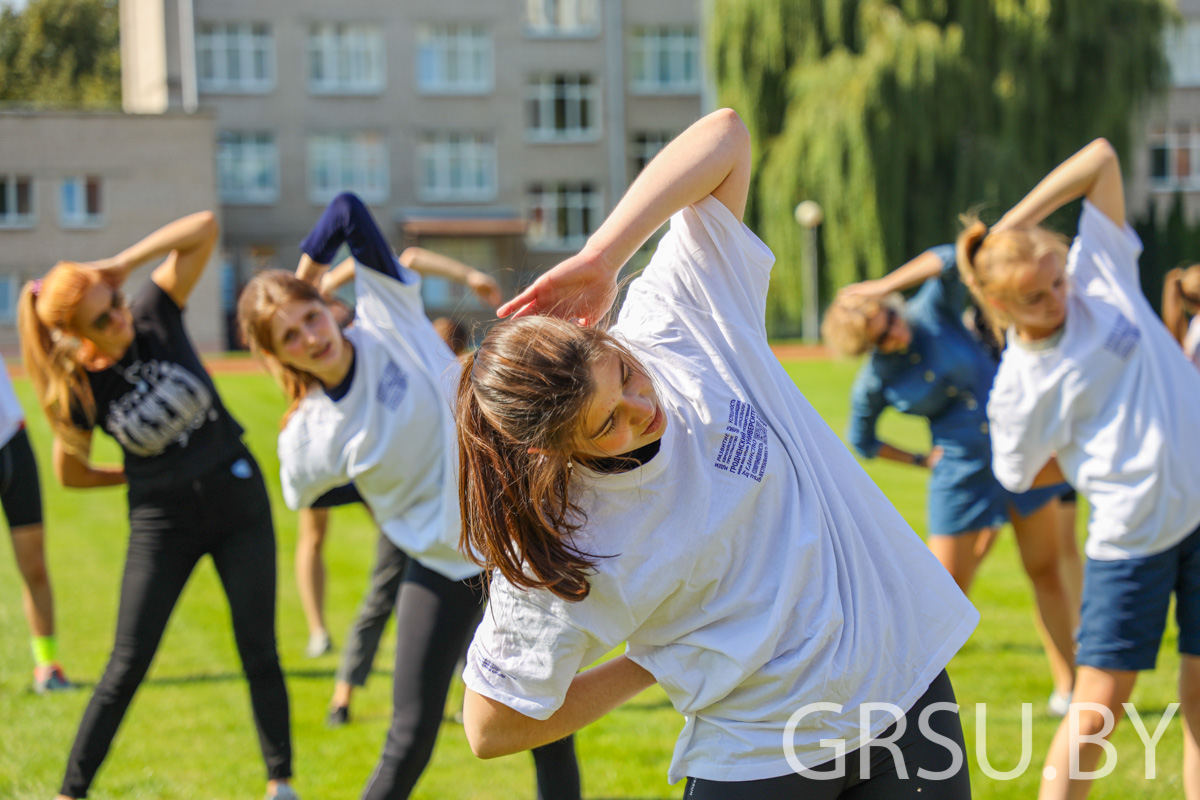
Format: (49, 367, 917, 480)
(711, 0, 1173, 336)
(1135, 193, 1200, 314)
(0, 0, 120, 109)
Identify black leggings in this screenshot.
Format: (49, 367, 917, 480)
(683, 671, 969, 800)
(360, 558, 580, 800)
(60, 454, 290, 798)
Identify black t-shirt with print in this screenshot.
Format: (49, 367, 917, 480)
(79, 281, 246, 491)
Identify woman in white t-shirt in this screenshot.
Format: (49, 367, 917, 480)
(1162, 263, 1200, 371)
(236, 193, 581, 800)
(957, 139, 1200, 799)
(456, 109, 977, 798)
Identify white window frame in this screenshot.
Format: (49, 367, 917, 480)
(630, 27, 701, 95)
(416, 24, 493, 95)
(217, 131, 280, 205)
(308, 23, 386, 95)
(525, 0, 598, 37)
(417, 132, 497, 203)
(1148, 126, 1200, 193)
(525, 73, 601, 143)
(1166, 21, 1200, 88)
(0, 174, 35, 229)
(59, 176, 104, 229)
(196, 22, 275, 93)
(526, 182, 602, 250)
(307, 132, 390, 205)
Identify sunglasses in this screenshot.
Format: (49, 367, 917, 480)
(872, 307, 897, 349)
(91, 288, 126, 333)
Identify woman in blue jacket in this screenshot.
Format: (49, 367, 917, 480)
(823, 245, 1078, 714)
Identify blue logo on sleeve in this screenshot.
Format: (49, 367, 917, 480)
(1102, 314, 1140, 360)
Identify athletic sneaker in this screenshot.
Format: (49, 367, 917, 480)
(33, 664, 72, 694)
(265, 782, 300, 800)
(304, 631, 333, 658)
(326, 705, 350, 728)
(1048, 690, 1072, 717)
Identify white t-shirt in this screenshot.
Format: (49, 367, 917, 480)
(464, 196, 978, 784)
(0, 352, 24, 449)
(1184, 315, 1200, 371)
(989, 201, 1200, 560)
(278, 266, 479, 581)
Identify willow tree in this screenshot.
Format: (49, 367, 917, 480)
(0, 0, 121, 109)
(711, 0, 1172, 336)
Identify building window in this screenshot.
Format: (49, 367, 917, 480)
(197, 22, 274, 93)
(630, 131, 674, 178)
(418, 133, 497, 202)
(0, 274, 18, 325)
(527, 182, 601, 250)
(1148, 126, 1200, 192)
(308, 132, 389, 204)
(309, 23, 385, 94)
(526, 0, 598, 36)
(0, 175, 34, 228)
(526, 74, 599, 142)
(218, 132, 279, 204)
(416, 25, 492, 94)
(60, 176, 103, 228)
(1166, 21, 1200, 88)
(630, 27, 700, 94)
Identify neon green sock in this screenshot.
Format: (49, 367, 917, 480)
(31, 635, 57, 667)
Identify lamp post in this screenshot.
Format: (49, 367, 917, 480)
(794, 200, 823, 342)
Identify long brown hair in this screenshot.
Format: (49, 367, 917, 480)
(236, 270, 329, 426)
(956, 216, 1070, 341)
(1162, 264, 1200, 346)
(16, 262, 112, 454)
(457, 315, 642, 601)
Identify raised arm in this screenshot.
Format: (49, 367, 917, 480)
(297, 192, 401, 284)
(839, 249, 946, 299)
(463, 655, 655, 759)
(85, 212, 218, 308)
(993, 139, 1126, 233)
(500, 108, 752, 322)
(399, 247, 501, 308)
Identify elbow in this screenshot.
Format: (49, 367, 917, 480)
(397, 247, 419, 270)
(198, 210, 219, 242)
(712, 107, 750, 148)
(463, 715, 510, 760)
(1088, 138, 1119, 168)
(332, 191, 366, 213)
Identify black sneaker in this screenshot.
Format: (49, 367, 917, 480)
(326, 705, 350, 728)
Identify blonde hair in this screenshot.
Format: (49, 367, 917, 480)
(821, 293, 905, 357)
(16, 262, 114, 455)
(956, 216, 1070, 341)
(236, 270, 329, 427)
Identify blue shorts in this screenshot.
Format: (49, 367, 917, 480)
(1008, 482, 1070, 519)
(1077, 524, 1200, 671)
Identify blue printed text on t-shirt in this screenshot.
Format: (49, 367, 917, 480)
(376, 360, 409, 410)
(714, 399, 769, 482)
(1103, 314, 1140, 360)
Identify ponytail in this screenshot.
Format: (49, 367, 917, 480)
(956, 215, 1070, 343)
(16, 266, 100, 456)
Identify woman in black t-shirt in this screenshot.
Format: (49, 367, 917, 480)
(17, 213, 296, 800)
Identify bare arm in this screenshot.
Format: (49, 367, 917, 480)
(399, 247, 502, 308)
(318, 257, 357, 295)
(499, 108, 752, 322)
(84, 212, 219, 308)
(295, 253, 329, 286)
(840, 250, 945, 299)
(993, 139, 1126, 233)
(463, 655, 655, 759)
(875, 443, 943, 470)
(53, 435, 126, 489)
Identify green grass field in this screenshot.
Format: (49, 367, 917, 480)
(0, 358, 1187, 799)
